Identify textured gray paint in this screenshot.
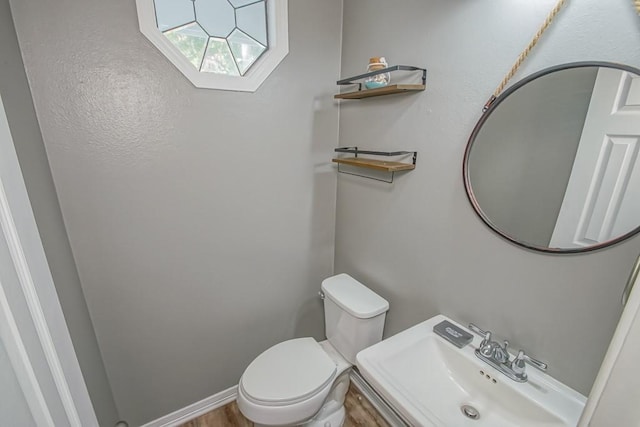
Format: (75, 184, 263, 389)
(336, 0, 640, 396)
(469, 67, 597, 247)
(0, 1, 118, 425)
(9, 0, 342, 424)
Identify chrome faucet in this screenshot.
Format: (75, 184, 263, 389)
(468, 323, 547, 382)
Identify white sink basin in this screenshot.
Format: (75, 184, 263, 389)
(356, 315, 586, 426)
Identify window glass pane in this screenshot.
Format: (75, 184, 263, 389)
(228, 29, 267, 75)
(154, 0, 195, 32)
(236, 1, 267, 46)
(194, 0, 235, 37)
(137, 0, 287, 90)
(201, 38, 240, 76)
(229, 0, 261, 8)
(163, 23, 209, 69)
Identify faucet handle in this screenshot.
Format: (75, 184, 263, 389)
(467, 323, 486, 336)
(511, 350, 527, 379)
(523, 353, 548, 372)
(512, 349, 548, 372)
(483, 331, 492, 345)
(512, 350, 525, 368)
(468, 323, 489, 339)
(468, 323, 492, 349)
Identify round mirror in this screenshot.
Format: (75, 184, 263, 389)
(464, 62, 640, 253)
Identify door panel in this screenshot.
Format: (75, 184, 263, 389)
(0, 338, 37, 427)
(0, 92, 98, 426)
(550, 69, 640, 248)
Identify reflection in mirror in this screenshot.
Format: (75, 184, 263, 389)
(153, 0, 268, 76)
(464, 63, 640, 253)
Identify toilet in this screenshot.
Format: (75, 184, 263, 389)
(237, 273, 389, 426)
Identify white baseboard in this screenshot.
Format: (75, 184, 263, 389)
(140, 385, 237, 427)
(139, 370, 405, 427)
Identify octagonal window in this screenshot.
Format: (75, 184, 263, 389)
(136, 0, 289, 91)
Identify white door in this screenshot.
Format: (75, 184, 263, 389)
(0, 92, 98, 426)
(550, 68, 640, 248)
(579, 255, 640, 426)
(0, 336, 38, 426)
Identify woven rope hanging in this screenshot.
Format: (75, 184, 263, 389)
(483, 0, 567, 112)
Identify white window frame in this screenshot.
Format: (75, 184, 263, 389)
(135, 0, 289, 92)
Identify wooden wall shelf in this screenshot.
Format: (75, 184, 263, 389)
(332, 157, 416, 172)
(334, 84, 425, 100)
(332, 147, 417, 182)
(335, 65, 426, 100)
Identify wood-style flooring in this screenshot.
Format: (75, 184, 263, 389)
(180, 383, 390, 427)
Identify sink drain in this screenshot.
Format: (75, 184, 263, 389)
(460, 404, 480, 420)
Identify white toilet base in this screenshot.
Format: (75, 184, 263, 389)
(305, 405, 345, 427)
(239, 341, 352, 427)
(249, 371, 350, 427)
(254, 406, 345, 427)
(302, 369, 349, 427)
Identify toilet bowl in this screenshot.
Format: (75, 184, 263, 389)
(236, 274, 389, 426)
(238, 339, 350, 426)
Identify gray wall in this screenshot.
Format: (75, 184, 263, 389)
(0, 1, 118, 425)
(469, 67, 597, 247)
(8, 0, 342, 425)
(336, 0, 640, 396)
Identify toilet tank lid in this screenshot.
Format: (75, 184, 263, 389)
(321, 274, 389, 319)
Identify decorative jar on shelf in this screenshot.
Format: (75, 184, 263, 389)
(364, 57, 390, 89)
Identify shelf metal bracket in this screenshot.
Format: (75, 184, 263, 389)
(335, 164, 398, 183)
(335, 147, 417, 165)
(337, 65, 427, 87)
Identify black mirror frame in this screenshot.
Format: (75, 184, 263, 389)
(463, 61, 640, 254)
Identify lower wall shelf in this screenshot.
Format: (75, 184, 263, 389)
(332, 147, 417, 183)
(334, 84, 425, 100)
(331, 157, 416, 172)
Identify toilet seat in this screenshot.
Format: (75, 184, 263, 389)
(240, 337, 337, 406)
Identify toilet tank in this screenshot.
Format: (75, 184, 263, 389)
(321, 274, 389, 364)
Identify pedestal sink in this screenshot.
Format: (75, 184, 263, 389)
(356, 315, 586, 426)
